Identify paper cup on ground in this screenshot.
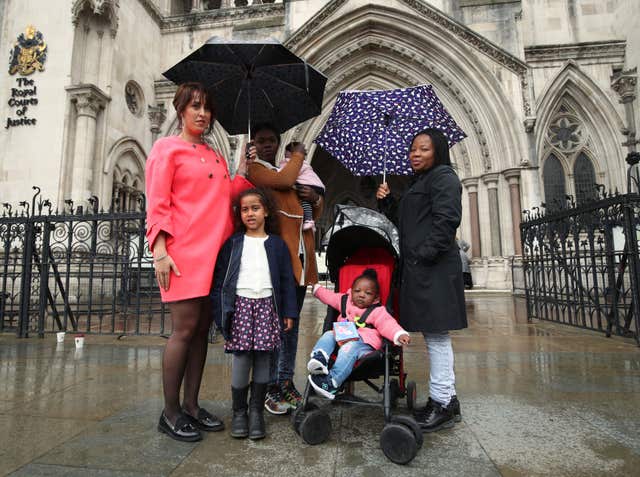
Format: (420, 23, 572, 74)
(56, 332, 65, 343)
(74, 335, 85, 348)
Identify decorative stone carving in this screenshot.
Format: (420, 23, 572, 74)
(547, 115, 584, 152)
(525, 41, 626, 65)
(611, 68, 639, 151)
(125, 81, 144, 117)
(524, 117, 536, 133)
(71, 0, 120, 37)
(611, 68, 638, 104)
(148, 105, 167, 142)
(461, 177, 479, 192)
(161, 0, 283, 31)
(287, 0, 527, 75)
(482, 173, 500, 188)
(67, 84, 109, 118)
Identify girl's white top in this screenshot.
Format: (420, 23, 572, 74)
(236, 235, 272, 298)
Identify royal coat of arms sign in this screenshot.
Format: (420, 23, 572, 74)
(9, 25, 47, 76)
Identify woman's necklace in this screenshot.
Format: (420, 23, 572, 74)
(180, 132, 204, 145)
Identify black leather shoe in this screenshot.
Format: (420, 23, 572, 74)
(416, 399, 454, 433)
(231, 386, 249, 438)
(157, 412, 202, 442)
(249, 382, 267, 440)
(183, 407, 224, 432)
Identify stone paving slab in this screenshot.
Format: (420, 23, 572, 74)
(30, 399, 200, 476)
(9, 464, 155, 477)
(0, 414, 94, 475)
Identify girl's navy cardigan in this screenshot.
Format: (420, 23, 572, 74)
(211, 232, 299, 340)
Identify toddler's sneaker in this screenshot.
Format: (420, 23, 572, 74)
(264, 384, 291, 415)
(307, 350, 329, 375)
(302, 220, 316, 232)
(281, 379, 303, 408)
(308, 374, 338, 400)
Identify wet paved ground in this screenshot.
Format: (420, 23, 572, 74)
(1, 293, 639, 476)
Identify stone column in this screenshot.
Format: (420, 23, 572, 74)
(482, 173, 502, 257)
(461, 177, 481, 258)
(148, 105, 167, 144)
(220, 0, 233, 7)
(611, 68, 639, 192)
(66, 85, 109, 203)
(503, 168, 523, 256)
(191, 0, 203, 12)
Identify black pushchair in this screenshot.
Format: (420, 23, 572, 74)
(291, 205, 423, 464)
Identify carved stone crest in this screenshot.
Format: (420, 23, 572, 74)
(9, 25, 48, 76)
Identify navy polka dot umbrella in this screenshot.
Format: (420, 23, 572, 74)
(314, 85, 466, 180)
(163, 37, 327, 136)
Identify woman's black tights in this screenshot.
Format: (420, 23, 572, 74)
(163, 297, 211, 424)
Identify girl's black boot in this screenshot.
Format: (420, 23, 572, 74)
(249, 382, 268, 440)
(231, 386, 249, 438)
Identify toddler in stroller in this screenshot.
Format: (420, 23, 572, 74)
(291, 205, 423, 465)
(307, 268, 410, 399)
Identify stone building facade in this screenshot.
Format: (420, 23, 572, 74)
(0, 0, 638, 289)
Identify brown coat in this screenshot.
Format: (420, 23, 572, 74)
(248, 151, 322, 286)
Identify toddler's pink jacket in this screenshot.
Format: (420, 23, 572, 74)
(279, 156, 325, 190)
(313, 285, 409, 350)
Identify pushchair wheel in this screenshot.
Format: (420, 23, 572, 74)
(391, 415, 423, 449)
(291, 402, 319, 435)
(380, 422, 418, 465)
(406, 381, 417, 410)
(299, 409, 332, 445)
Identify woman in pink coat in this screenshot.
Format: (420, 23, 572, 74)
(146, 82, 252, 442)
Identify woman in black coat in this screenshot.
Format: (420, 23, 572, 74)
(377, 128, 467, 432)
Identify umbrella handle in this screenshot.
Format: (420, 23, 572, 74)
(247, 80, 252, 140)
(383, 125, 388, 184)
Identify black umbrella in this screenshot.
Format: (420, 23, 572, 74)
(163, 37, 327, 136)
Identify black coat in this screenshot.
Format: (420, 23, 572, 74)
(211, 233, 299, 341)
(386, 165, 468, 333)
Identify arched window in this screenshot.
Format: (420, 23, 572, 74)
(543, 154, 566, 211)
(573, 153, 596, 205)
(111, 154, 144, 212)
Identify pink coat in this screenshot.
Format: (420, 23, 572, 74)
(145, 136, 252, 302)
(313, 286, 408, 350)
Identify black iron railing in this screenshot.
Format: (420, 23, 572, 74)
(1, 187, 170, 338)
(520, 188, 640, 345)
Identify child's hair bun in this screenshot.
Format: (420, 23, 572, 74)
(362, 268, 378, 280)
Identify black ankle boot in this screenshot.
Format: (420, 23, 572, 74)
(416, 398, 455, 433)
(231, 386, 249, 438)
(450, 395, 462, 423)
(415, 395, 462, 423)
(249, 382, 267, 440)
